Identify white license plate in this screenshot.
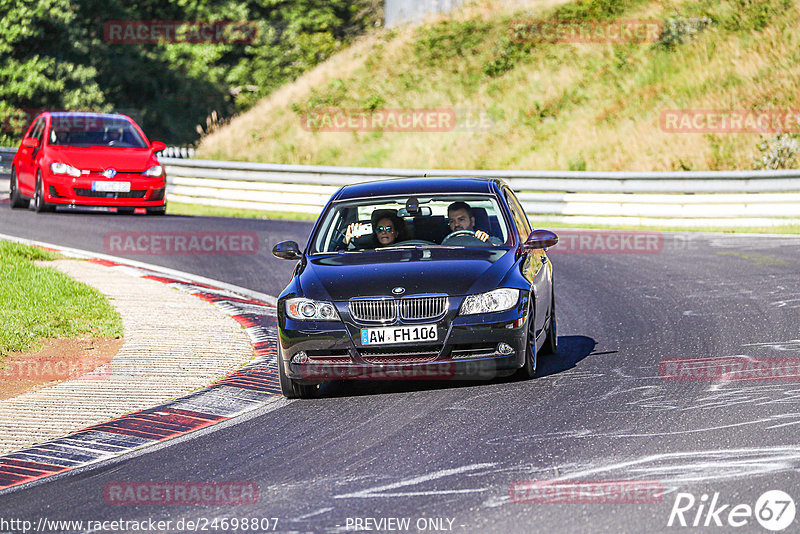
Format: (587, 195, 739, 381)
(92, 181, 130, 192)
(361, 324, 437, 345)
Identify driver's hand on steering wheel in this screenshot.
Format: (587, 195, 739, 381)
(474, 230, 490, 242)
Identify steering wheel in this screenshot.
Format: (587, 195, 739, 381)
(441, 230, 484, 245)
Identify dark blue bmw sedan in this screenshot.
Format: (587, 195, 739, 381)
(272, 177, 558, 398)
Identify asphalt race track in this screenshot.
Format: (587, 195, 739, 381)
(2, 207, 800, 533)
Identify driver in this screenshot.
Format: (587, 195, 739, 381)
(447, 201, 499, 244)
(106, 129, 122, 145)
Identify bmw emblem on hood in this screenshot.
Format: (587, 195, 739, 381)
(103, 168, 117, 178)
(392, 287, 405, 295)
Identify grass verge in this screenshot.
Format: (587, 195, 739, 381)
(0, 241, 123, 360)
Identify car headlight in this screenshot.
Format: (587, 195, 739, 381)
(50, 162, 81, 177)
(142, 165, 164, 177)
(459, 288, 519, 315)
(286, 298, 340, 321)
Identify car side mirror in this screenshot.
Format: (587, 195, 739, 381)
(150, 141, 167, 152)
(22, 138, 39, 149)
(272, 240, 303, 260)
(523, 229, 558, 251)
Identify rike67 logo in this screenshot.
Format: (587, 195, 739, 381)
(668, 490, 795, 531)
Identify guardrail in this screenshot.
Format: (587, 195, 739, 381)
(3, 147, 800, 226)
(163, 157, 800, 227)
(0, 147, 15, 184)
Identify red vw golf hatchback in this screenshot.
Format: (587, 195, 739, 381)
(9, 112, 167, 214)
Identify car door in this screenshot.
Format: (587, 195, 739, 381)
(504, 186, 550, 341)
(16, 117, 45, 195)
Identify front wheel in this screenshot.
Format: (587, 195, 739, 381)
(278, 347, 319, 399)
(33, 171, 54, 213)
(540, 291, 557, 355)
(516, 303, 537, 380)
(9, 167, 27, 209)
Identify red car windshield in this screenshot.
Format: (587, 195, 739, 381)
(48, 116, 148, 148)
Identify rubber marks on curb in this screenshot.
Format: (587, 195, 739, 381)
(0, 257, 282, 492)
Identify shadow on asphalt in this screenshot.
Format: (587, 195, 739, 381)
(316, 335, 597, 399)
(534, 334, 599, 378)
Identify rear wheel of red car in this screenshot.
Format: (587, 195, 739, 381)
(33, 171, 54, 213)
(278, 347, 319, 399)
(9, 167, 27, 209)
(517, 299, 537, 379)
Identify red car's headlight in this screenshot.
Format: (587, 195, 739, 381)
(50, 162, 81, 177)
(142, 165, 164, 177)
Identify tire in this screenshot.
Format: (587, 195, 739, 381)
(278, 347, 319, 399)
(33, 171, 54, 213)
(540, 290, 557, 356)
(146, 205, 166, 216)
(516, 301, 537, 380)
(9, 167, 27, 209)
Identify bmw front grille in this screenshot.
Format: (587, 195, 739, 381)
(349, 298, 396, 322)
(349, 295, 448, 322)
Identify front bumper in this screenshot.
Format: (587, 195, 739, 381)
(43, 172, 166, 207)
(279, 302, 529, 383)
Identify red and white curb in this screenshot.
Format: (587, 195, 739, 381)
(0, 236, 285, 493)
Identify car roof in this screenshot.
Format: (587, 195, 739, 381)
(47, 112, 132, 120)
(332, 177, 505, 201)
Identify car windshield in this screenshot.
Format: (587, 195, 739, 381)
(48, 115, 148, 148)
(311, 195, 511, 253)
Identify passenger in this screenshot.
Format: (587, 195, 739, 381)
(447, 201, 499, 244)
(342, 210, 407, 248)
